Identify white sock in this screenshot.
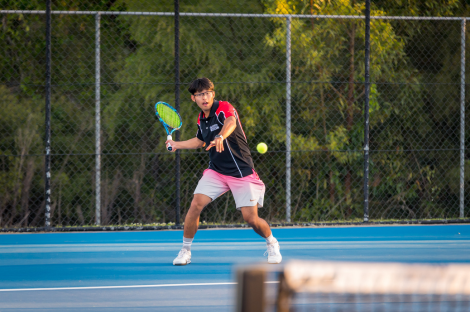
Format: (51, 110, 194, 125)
(265, 234, 277, 245)
(183, 237, 193, 251)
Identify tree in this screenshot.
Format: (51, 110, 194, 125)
(262, 0, 421, 220)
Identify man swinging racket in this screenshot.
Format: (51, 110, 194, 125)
(165, 77, 282, 265)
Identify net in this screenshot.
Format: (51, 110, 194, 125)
(156, 103, 182, 129)
(236, 261, 470, 312)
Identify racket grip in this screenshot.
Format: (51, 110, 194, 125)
(167, 135, 173, 151)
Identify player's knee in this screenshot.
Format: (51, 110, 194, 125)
(243, 214, 258, 226)
(190, 198, 206, 212)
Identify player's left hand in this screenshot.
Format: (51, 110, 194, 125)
(206, 137, 224, 153)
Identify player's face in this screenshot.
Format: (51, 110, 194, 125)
(191, 89, 215, 113)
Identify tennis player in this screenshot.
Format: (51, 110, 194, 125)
(166, 77, 282, 266)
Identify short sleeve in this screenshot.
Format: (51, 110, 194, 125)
(196, 125, 203, 141)
(196, 113, 203, 141)
(217, 101, 236, 119)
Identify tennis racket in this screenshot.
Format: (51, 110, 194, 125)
(154, 101, 183, 151)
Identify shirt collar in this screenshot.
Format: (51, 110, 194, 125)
(200, 100, 219, 119)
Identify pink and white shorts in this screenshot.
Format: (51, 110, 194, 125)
(194, 169, 265, 209)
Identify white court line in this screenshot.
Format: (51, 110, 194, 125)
(0, 281, 279, 292)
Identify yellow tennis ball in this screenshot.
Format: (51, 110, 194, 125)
(257, 142, 268, 154)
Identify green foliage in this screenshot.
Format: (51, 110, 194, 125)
(1, 0, 469, 227)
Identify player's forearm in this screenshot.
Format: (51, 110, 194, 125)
(173, 137, 204, 150)
(204, 116, 237, 153)
(219, 116, 237, 139)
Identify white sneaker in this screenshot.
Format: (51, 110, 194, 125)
(265, 242, 282, 264)
(173, 249, 191, 266)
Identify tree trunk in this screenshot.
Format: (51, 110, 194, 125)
(104, 169, 121, 225)
(319, 73, 335, 204)
(345, 17, 356, 217)
(20, 158, 35, 227)
(131, 154, 146, 223)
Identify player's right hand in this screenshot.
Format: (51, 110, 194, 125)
(165, 139, 177, 152)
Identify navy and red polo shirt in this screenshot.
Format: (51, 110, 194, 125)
(196, 100, 254, 178)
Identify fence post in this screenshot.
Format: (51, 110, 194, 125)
(95, 13, 101, 225)
(363, 0, 371, 222)
(460, 18, 466, 219)
(175, 0, 181, 225)
(45, 0, 52, 229)
(286, 16, 292, 223)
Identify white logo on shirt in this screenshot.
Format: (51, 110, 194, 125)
(210, 124, 220, 132)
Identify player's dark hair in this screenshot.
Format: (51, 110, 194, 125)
(188, 77, 214, 95)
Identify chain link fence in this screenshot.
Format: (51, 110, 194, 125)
(1, 1, 470, 228)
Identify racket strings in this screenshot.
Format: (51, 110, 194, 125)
(157, 104, 181, 129)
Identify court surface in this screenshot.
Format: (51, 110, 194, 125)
(1, 224, 469, 311)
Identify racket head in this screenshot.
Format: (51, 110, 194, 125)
(155, 101, 183, 134)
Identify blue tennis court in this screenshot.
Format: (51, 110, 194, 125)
(1, 225, 469, 311)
